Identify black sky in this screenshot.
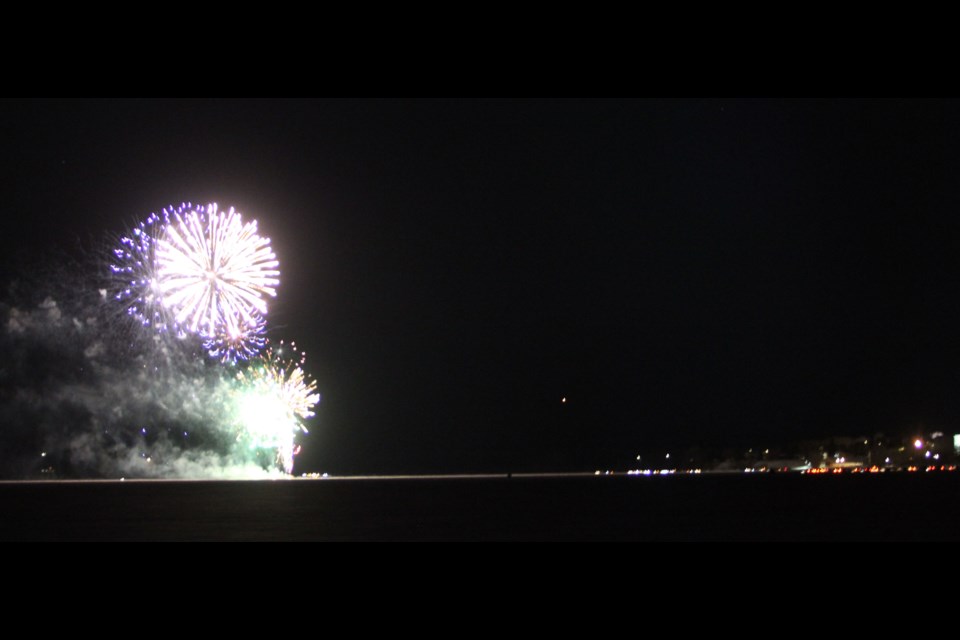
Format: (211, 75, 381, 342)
(2, 98, 960, 473)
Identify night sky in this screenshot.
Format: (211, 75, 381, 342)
(2, 98, 959, 474)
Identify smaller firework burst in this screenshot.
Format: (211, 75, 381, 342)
(203, 313, 268, 364)
(233, 341, 319, 473)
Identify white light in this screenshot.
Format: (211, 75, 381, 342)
(238, 391, 296, 449)
(885, 457, 891, 464)
(915, 439, 924, 449)
(925, 451, 931, 458)
(665, 453, 670, 459)
(933, 454, 940, 460)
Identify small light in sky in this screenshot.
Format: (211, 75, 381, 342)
(914, 439, 923, 449)
(561, 397, 567, 403)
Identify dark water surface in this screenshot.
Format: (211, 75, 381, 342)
(1, 474, 958, 540)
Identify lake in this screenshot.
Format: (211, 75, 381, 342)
(1, 473, 957, 540)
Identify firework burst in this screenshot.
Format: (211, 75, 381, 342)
(157, 203, 280, 342)
(203, 312, 268, 363)
(110, 203, 279, 362)
(233, 342, 320, 473)
(102, 202, 319, 476)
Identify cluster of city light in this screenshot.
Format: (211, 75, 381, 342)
(602, 463, 959, 476)
(803, 465, 957, 474)
(624, 469, 702, 475)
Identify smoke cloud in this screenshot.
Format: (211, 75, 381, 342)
(0, 265, 289, 479)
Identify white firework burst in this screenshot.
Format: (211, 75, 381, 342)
(155, 203, 280, 344)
